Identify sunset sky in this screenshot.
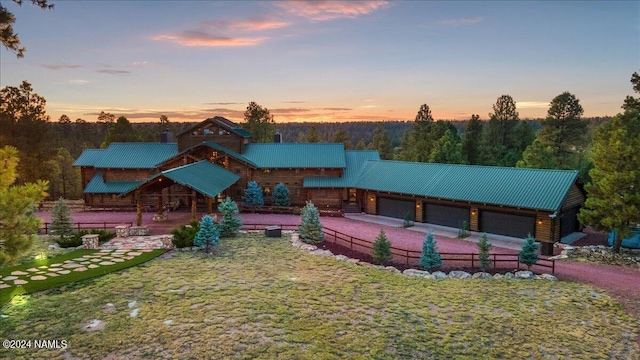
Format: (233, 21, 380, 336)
(1, 1, 638, 123)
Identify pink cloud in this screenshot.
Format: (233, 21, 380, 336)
(153, 31, 266, 47)
(275, 1, 390, 21)
(204, 18, 291, 32)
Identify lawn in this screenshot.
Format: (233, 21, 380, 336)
(0, 234, 638, 359)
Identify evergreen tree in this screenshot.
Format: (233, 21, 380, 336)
(50, 197, 74, 241)
(419, 233, 442, 271)
(409, 104, 434, 162)
(101, 116, 141, 148)
(272, 183, 291, 206)
(478, 95, 523, 166)
(477, 234, 492, 272)
(518, 235, 539, 270)
(0, 146, 48, 266)
(372, 229, 392, 265)
(371, 124, 393, 160)
(243, 101, 276, 143)
(218, 198, 242, 237)
(243, 181, 264, 207)
(516, 140, 558, 169)
(298, 201, 323, 243)
(194, 215, 220, 253)
(623, 70, 640, 111)
(578, 108, 640, 253)
(462, 114, 483, 165)
(537, 92, 587, 168)
(429, 128, 465, 164)
(332, 126, 352, 149)
(305, 126, 322, 143)
(355, 139, 367, 150)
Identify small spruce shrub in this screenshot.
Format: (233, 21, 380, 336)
(272, 183, 291, 207)
(402, 211, 414, 228)
(372, 229, 393, 265)
(243, 181, 264, 207)
(171, 220, 200, 248)
(420, 233, 442, 271)
(477, 233, 492, 271)
(458, 220, 470, 238)
(519, 234, 539, 270)
(298, 201, 323, 243)
(50, 197, 74, 241)
(194, 215, 220, 253)
(218, 198, 242, 237)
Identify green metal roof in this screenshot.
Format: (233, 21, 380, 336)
(243, 143, 346, 168)
(92, 143, 178, 169)
(177, 117, 252, 138)
(73, 149, 106, 166)
(84, 171, 141, 194)
(355, 161, 579, 212)
(304, 150, 380, 188)
(202, 141, 257, 167)
(157, 161, 240, 198)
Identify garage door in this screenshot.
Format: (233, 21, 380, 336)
(560, 207, 580, 238)
(480, 211, 536, 239)
(424, 203, 470, 228)
(377, 197, 415, 220)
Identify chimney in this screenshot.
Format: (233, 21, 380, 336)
(274, 131, 282, 143)
(160, 128, 174, 143)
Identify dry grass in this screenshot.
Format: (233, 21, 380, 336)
(0, 234, 638, 359)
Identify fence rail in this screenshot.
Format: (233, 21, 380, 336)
(40, 222, 133, 234)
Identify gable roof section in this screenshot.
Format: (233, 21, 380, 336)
(73, 149, 106, 166)
(176, 116, 252, 138)
(304, 150, 380, 188)
(243, 143, 346, 168)
(92, 143, 178, 169)
(160, 161, 239, 197)
(84, 171, 141, 194)
(355, 161, 579, 212)
(202, 141, 257, 167)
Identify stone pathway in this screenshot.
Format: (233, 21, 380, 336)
(99, 235, 170, 250)
(0, 249, 154, 289)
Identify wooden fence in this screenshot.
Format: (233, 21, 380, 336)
(40, 222, 133, 234)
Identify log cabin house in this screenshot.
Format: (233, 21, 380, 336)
(74, 116, 585, 255)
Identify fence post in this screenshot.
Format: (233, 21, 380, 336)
(471, 254, 474, 268)
(492, 254, 496, 269)
(406, 250, 409, 265)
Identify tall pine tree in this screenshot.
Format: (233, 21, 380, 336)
(50, 197, 74, 241)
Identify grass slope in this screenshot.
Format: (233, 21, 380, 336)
(0, 234, 638, 359)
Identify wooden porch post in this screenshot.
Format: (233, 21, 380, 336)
(206, 196, 213, 214)
(191, 190, 197, 220)
(136, 191, 142, 226)
(156, 195, 163, 215)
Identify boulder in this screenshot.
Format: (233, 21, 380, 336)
(335, 255, 349, 261)
(346, 258, 360, 265)
(384, 266, 401, 274)
(540, 273, 558, 281)
(309, 249, 333, 256)
(515, 270, 534, 279)
(472, 272, 492, 279)
(432, 271, 448, 279)
(504, 272, 515, 279)
(299, 244, 318, 252)
(493, 273, 504, 279)
(448, 271, 472, 279)
(403, 269, 431, 278)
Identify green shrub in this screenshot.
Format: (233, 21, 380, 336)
(298, 201, 323, 243)
(419, 233, 442, 271)
(272, 183, 291, 206)
(372, 229, 392, 265)
(55, 229, 117, 248)
(49, 197, 74, 241)
(519, 234, 539, 270)
(194, 215, 220, 253)
(171, 220, 200, 248)
(477, 233, 492, 271)
(458, 220, 470, 238)
(218, 198, 242, 238)
(402, 211, 414, 228)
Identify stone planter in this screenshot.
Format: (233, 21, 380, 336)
(82, 234, 99, 249)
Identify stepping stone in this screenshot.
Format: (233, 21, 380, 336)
(27, 268, 39, 272)
(48, 268, 62, 272)
(62, 263, 82, 269)
(123, 256, 134, 260)
(99, 261, 115, 266)
(3, 276, 18, 281)
(130, 309, 139, 318)
(140, 249, 153, 252)
(57, 270, 71, 275)
(46, 273, 60, 277)
(50, 263, 63, 267)
(90, 259, 103, 262)
(128, 252, 142, 256)
(64, 260, 73, 263)
(88, 264, 100, 269)
(0, 284, 10, 289)
(112, 258, 125, 263)
(36, 271, 45, 274)
(73, 267, 88, 272)
(73, 258, 85, 262)
(99, 250, 112, 253)
(38, 266, 48, 269)
(13, 280, 28, 285)
(10, 271, 28, 276)
(81, 262, 92, 265)
(30, 276, 47, 281)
